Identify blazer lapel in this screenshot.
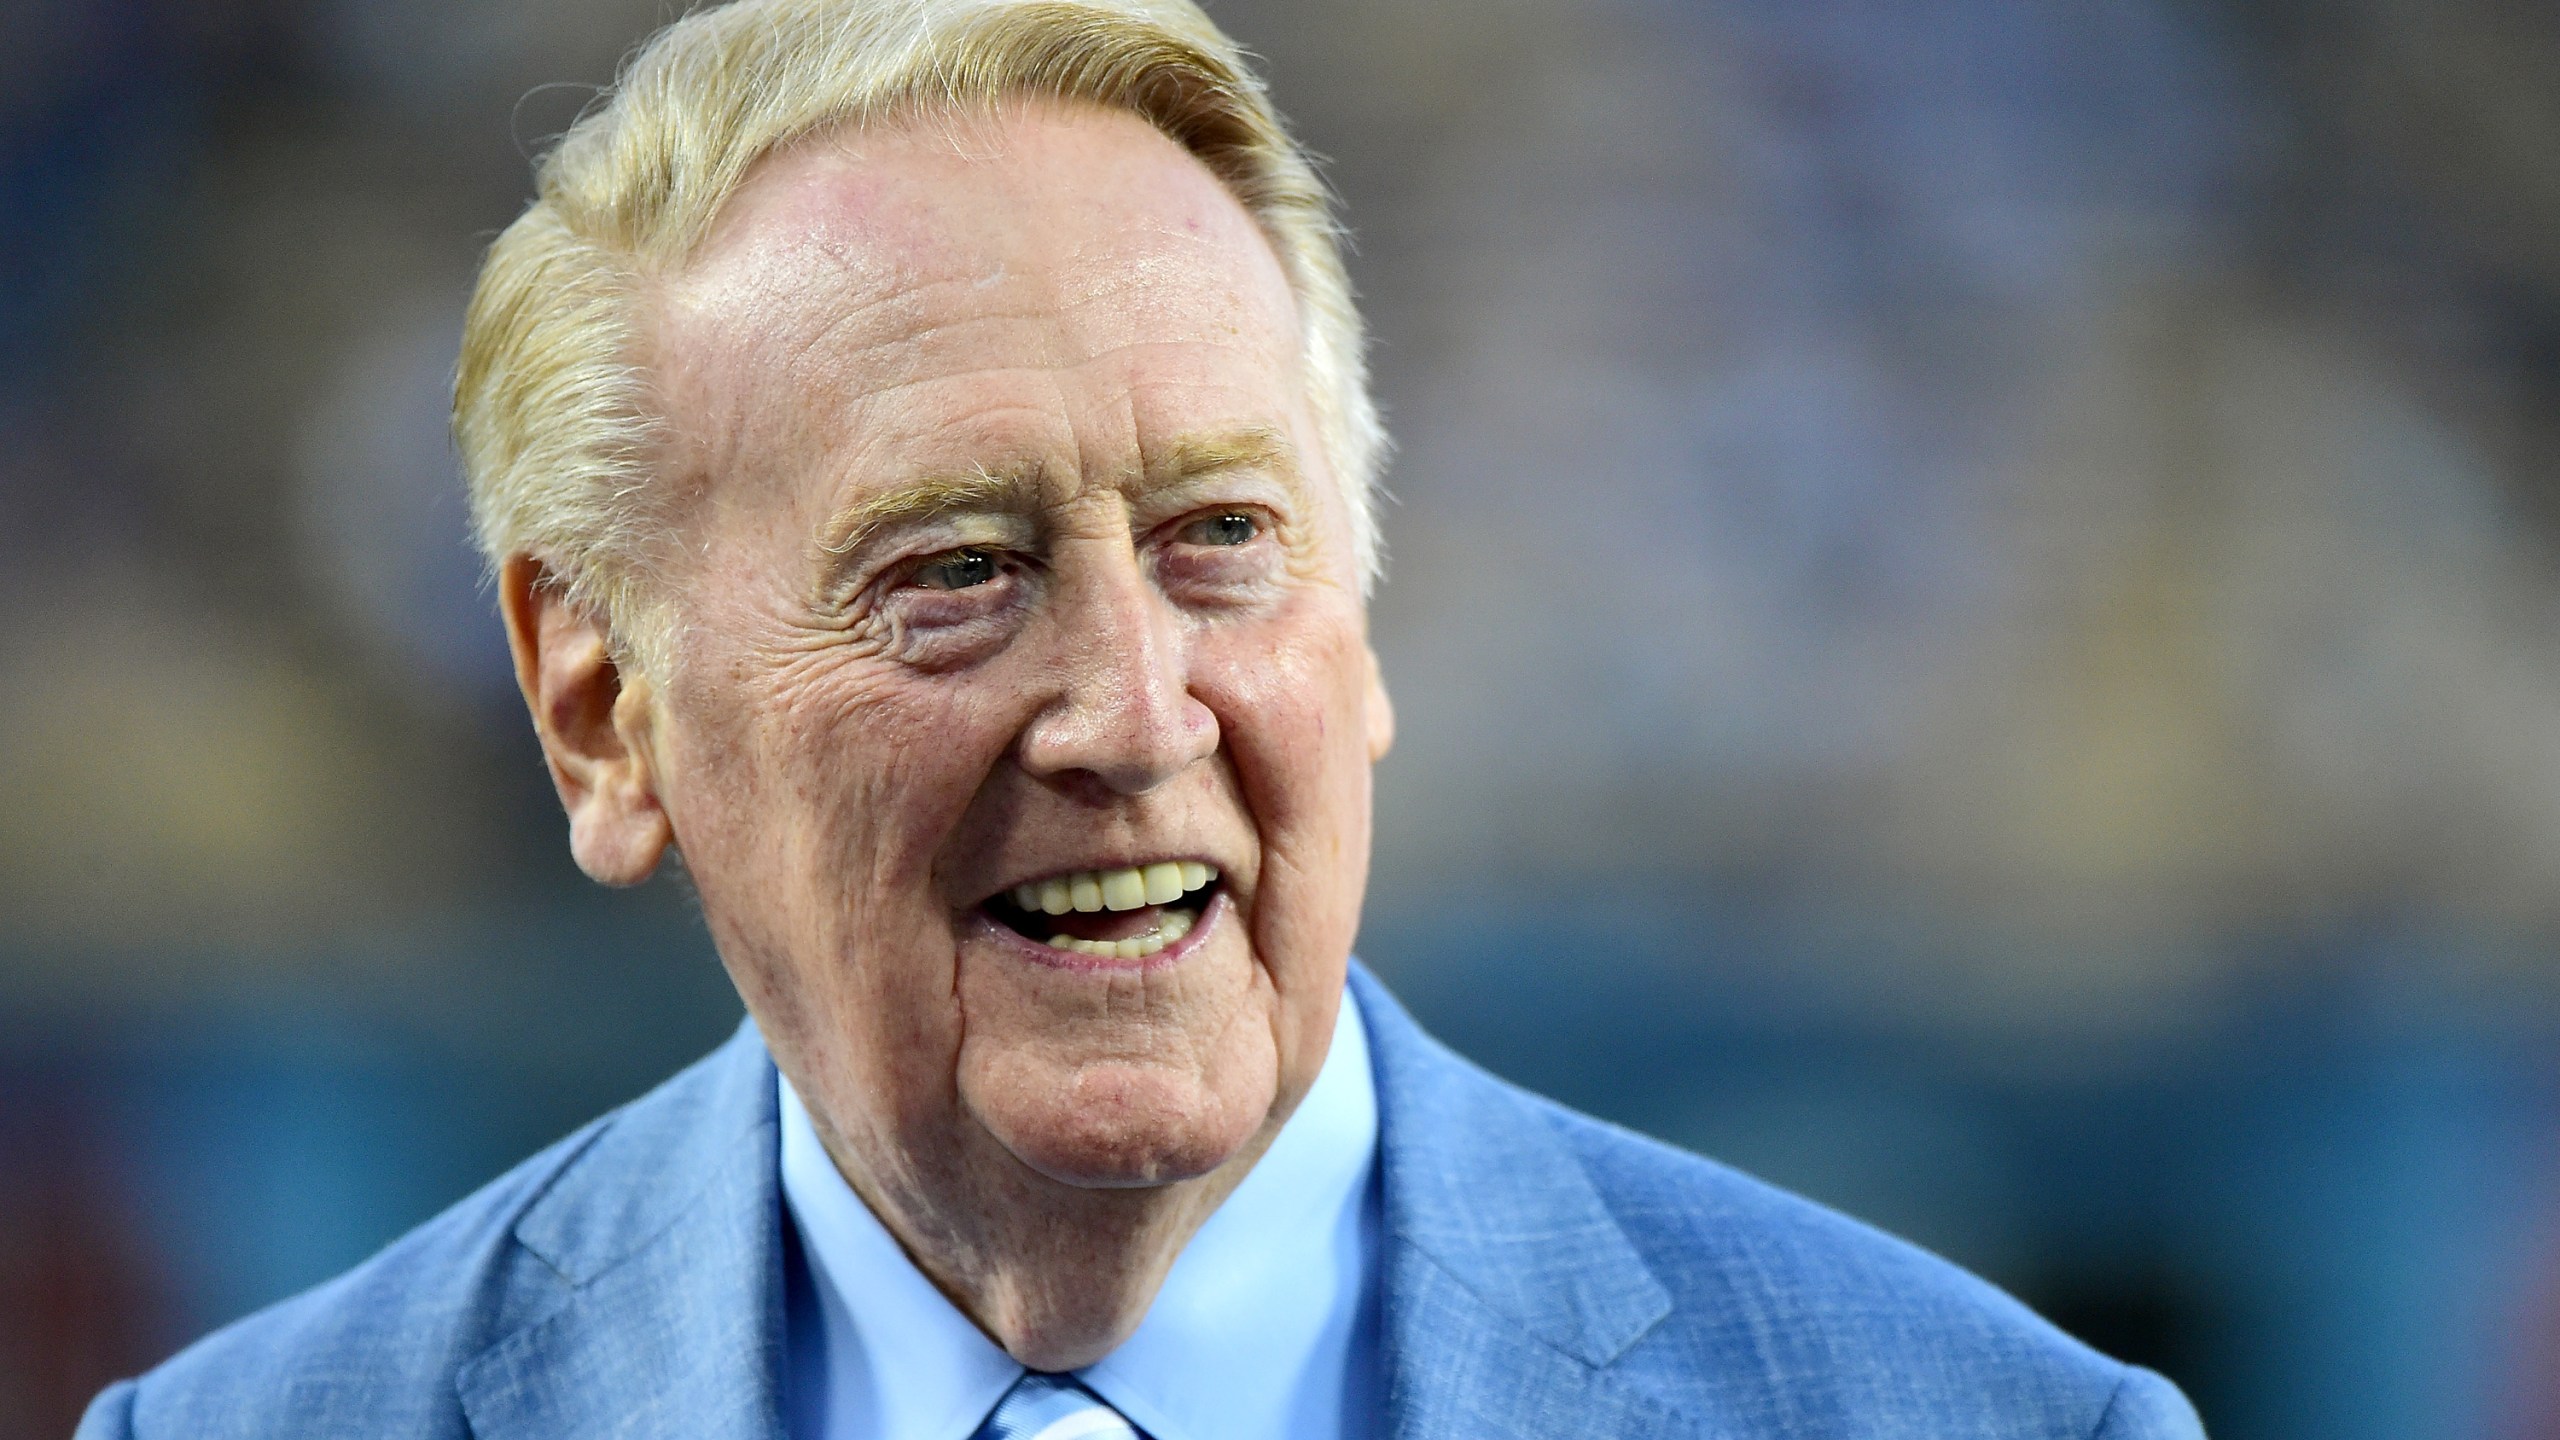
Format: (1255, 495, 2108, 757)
(457, 1021, 787, 1440)
(1351, 968, 1702, 1440)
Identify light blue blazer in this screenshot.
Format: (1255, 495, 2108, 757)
(79, 967, 2204, 1438)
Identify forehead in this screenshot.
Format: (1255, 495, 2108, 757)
(655, 103, 1306, 473)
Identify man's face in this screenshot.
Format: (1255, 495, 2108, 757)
(636, 104, 1389, 1197)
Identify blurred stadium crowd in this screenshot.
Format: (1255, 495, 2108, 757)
(6, 0, 2560, 1436)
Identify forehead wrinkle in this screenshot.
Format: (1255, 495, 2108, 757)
(691, 277, 1028, 402)
(696, 216, 1265, 404)
(809, 277, 1256, 397)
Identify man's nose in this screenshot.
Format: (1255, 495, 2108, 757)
(1015, 554, 1219, 796)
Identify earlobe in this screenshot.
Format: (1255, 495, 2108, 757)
(499, 554, 674, 886)
(1364, 646, 1395, 763)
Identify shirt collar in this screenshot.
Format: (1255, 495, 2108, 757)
(779, 984, 1382, 1440)
(778, 1062, 1017, 1440)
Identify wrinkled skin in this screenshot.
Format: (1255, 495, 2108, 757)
(500, 102, 1393, 1368)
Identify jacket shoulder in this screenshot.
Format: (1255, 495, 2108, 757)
(1348, 964, 2199, 1438)
(104, 1120, 595, 1439)
(1543, 1098, 2202, 1438)
(90, 1025, 766, 1440)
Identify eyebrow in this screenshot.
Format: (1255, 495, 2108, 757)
(812, 426, 1298, 562)
(1159, 426, 1291, 483)
(816, 466, 1035, 559)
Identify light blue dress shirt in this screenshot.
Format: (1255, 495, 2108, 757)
(778, 986, 1382, 1440)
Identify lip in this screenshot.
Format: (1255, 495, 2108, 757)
(965, 887, 1231, 974)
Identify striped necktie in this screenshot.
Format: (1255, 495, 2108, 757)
(969, 1371, 1148, 1440)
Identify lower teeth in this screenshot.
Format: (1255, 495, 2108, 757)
(1046, 907, 1197, 959)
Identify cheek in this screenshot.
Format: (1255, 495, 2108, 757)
(1193, 602, 1375, 978)
(677, 637, 1005, 871)
(656, 640, 1021, 1063)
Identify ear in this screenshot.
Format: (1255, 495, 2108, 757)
(1363, 643, 1395, 763)
(498, 554, 674, 886)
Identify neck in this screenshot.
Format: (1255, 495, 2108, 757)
(809, 1113, 1286, 1371)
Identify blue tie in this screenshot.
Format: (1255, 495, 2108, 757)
(970, 1371, 1148, 1440)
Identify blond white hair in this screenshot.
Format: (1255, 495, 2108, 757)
(453, 0, 1385, 677)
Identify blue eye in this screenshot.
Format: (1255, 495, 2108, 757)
(1185, 512, 1258, 546)
(913, 547, 1000, 590)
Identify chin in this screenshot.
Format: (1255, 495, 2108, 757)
(976, 1062, 1268, 1189)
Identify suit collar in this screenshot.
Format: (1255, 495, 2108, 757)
(458, 1020, 787, 1440)
(1350, 966, 1691, 1439)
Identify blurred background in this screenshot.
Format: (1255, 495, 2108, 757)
(4, 0, 2559, 1433)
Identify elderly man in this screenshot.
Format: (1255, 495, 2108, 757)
(81, 1, 2203, 1437)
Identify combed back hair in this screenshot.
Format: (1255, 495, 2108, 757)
(453, 0, 1386, 678)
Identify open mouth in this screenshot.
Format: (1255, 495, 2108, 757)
(982, 861, 1223, 960)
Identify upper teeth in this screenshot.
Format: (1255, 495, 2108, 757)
(1013, 861, 1216, 915)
